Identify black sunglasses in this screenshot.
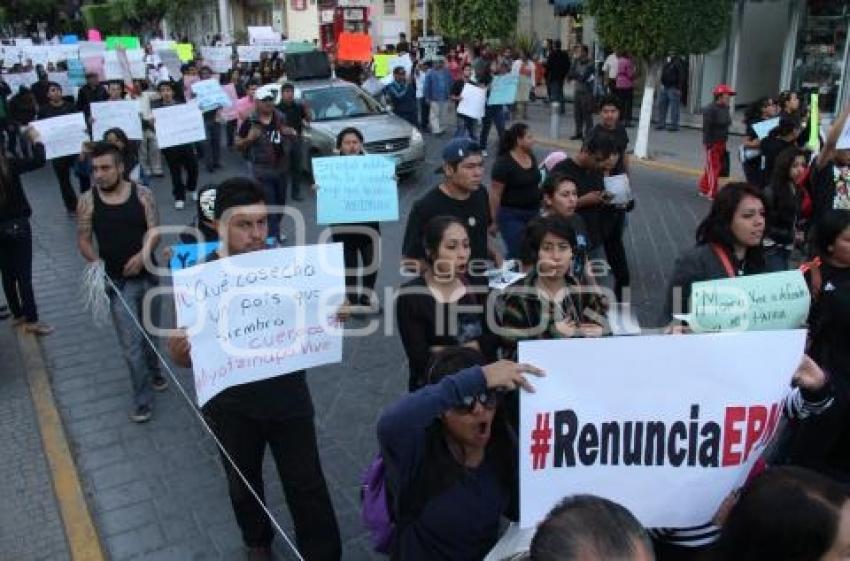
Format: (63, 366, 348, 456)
(455, 390, 502, 413)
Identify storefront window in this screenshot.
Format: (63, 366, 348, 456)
(791, 2, 850, 115)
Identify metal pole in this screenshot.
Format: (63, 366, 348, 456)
(550, 101, 560, 139)
(423, 0, 429, 35)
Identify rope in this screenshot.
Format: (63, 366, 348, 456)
(80, 261, 110, 326)
(103, 273, 305, 561)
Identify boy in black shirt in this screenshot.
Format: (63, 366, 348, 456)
(402, 137, 501, 279)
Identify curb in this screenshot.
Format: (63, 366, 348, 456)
(15, 329, 106, 561)
(535, 136, 745, 183)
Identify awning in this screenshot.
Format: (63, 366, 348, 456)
(552, 0, 583, 16)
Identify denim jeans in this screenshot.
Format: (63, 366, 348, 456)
(455, 114, 476, 140)
(204, 119, 222, 169)
(254, 169, 287, 238)
(497, 206, 538, 259)
(547, 79, 565, 112)
(657, 86, 681, 129)
(480, 105, 506, 151)
(0, 218, 37, 322)
(108, 276, 160, 409)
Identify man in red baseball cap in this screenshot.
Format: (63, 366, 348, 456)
(699, 84, 736, 199)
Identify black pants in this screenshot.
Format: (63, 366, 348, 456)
(161, 145, 199, 201)
(226, 120, 237, 148)
(603, 211, 630, 301)
(52, 155, 78, 212)
(419, 98, 430, 132)
(616, 87, 634, 125)
(203, 406, 341, 559)
(331, 222, 380, 300)
(0, 219, 37, 322)
(573, 89, 595, 139)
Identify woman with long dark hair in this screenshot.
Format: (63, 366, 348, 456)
(376, 346, 543, 559)
(489, 123, 541, 259)
(664, 182, 767, 325)
(0, 127, 53, 334)
(763, 147, 807, 271)
(740, 96, 779, 186)
(396, 215, 498, 390)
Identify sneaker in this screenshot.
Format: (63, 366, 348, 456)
(130, 405, 152, 423)
(174, 200, 185, 210)
(191, 190, 199, 201)
(277, 232, 287, 243)
(151, 374, 168, 392)
(481, 150, 489, 157)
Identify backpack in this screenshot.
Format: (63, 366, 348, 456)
(360, 453, 395, 553)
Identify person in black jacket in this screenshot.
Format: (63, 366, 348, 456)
(75, 72, 108, 125)
(545, 40, 570, 115)
(0, 127, 53, 335)
(664, 182, 767, 329)
(699, 84, 735, 200)
(760, 116, 802, 189)
(763, 147, 806, 271)
(656, 56, 685, 132)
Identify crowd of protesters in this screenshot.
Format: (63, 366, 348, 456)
(4, 30, 850, 561)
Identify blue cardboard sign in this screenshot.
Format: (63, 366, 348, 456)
(487, 74, 519, 106)
(314, 155, 399, 225)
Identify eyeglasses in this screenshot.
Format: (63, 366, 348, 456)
(455, 390, 502, 413)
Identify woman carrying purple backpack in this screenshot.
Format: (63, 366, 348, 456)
(365, 347, 543, 560)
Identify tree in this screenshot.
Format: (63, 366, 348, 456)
(434, 0, 518, 41)
(585, 0, 734, 158)
(110, 0, 194, 34)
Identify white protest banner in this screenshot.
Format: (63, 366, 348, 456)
(191, 78, 233, 111)
(172, 244, 346, 407)
(603, 174, 632, 205)
(200, 46, 233, 73)
(519, 330, 806, 530)
(157, 50, 183, 80)
(752, 117, 779, 140)
(22, 46, 50, 67)
(31, 112, 89, 159)
(91, 100, 143, 140)
(149, 40, 176, 52)
(236, 45, 286, 63)
(457, 83, 486, 120)
(248, 26, 281, 45)
(78, 40, 106, 60)
(2, 71, 38, 95)
(314, 155, 399, 224)
(674, 270, 811, 333)
(152, 101, 206, 148)
(48, 45, 80, 63)
(103, 49, 145, 80)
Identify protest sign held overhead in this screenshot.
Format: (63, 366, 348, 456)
(191, 79, 233, 112)
(337, 32, 372, 62)
(172, 244, 346, 406)
(674, 270, 811, 332)
(519, 329, 807, 530)
(314, 155, 399, 224)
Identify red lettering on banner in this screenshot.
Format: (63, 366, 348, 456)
(722, 406, 745, 466)
(763, 402, 782, 445)
(743, 406, 767, 461)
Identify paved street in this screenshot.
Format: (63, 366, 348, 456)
(4, 129, 709, 561)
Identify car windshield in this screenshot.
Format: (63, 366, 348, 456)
(303, 86, 382, 121)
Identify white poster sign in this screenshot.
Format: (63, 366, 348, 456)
(103, 49, 145, 80)
(519, 330, 807, 530)
(457, 83, 486, 120)
(603, 174, 632, 205)
(153, 101, 206, 148)
(172, 244, 346, 407)
(200, 46, 233, 73)
(236, 45, 286, 63)
(91, 100, 143, 140)
(31, 112, 89, 159)
(2, 71, 39, 96)
(191, 78, 233, 111)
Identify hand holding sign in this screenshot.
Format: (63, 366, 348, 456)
(792, 355, 827, 393)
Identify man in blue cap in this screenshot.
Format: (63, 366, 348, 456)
(402, 137, 502, 279)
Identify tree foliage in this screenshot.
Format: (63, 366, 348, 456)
(434, 0, 519, 41)
(585, 0, 734, 62)
(80, 0, 195, 35)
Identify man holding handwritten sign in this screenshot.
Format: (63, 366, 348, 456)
(167, 178, 343, 561)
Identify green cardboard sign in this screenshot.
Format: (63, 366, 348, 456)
(676, 270, 811, 333)
(106, 36, 141, 50)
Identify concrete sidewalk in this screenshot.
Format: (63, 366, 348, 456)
(506, 99, 745, 180)
(0, 324, 72, 561)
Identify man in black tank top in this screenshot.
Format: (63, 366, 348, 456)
(166, 178, 342, 561)
(77, 142, 166, 423)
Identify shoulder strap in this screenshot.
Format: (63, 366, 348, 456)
(710, 243, 736, 278)
(800, 257, 823, 301)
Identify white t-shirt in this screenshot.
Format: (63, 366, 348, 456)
(602, 53, 619, 80)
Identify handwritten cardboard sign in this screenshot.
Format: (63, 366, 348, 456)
(31, 112, 89, 159)
(676, 270, 811, 332)
(487, 74, 519, 106)
(314, 155, 399, 224)
(172, 244, 345, 406)
(91, 100, 143, 140)
(153, 101, 206, 148)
